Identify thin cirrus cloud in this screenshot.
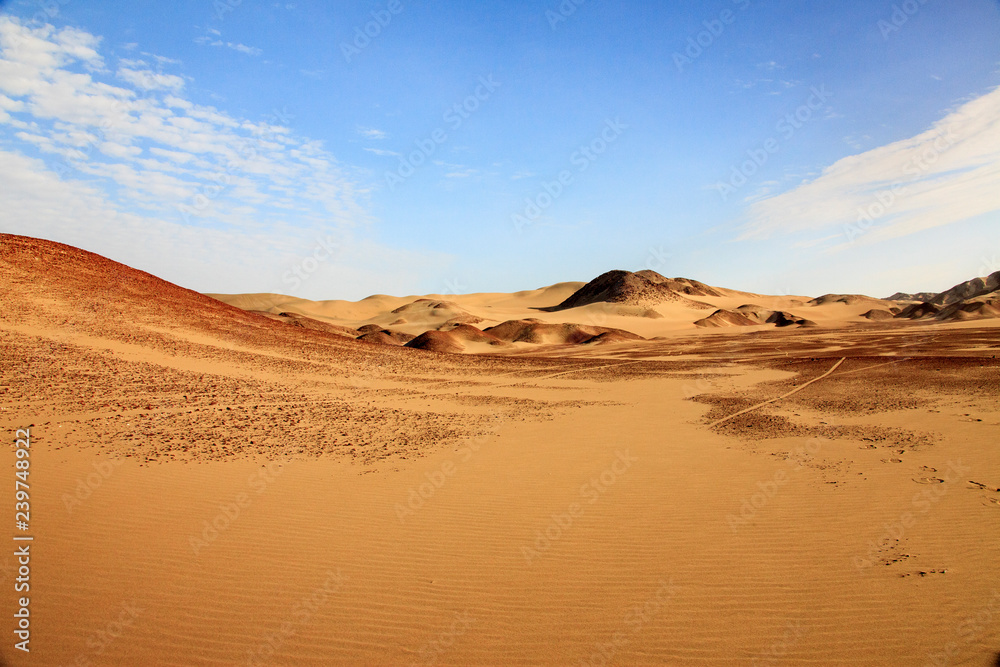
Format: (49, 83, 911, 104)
(739, 85, 1000, 248)
(0, 16, 449, 298)
(357, 126, 388, 140)
(117, 62, 185, 91)
(193, 30, 262, 57)
(217, 42, 262, 57)
(364, 147, 400, 157)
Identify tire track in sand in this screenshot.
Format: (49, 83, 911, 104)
(707, 357, 846, 429)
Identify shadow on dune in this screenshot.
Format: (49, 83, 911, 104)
(993, 652, 1000, 666)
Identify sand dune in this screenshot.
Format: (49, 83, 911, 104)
(213, 272, 859, 348)
(449, 281, 586, 309)
(4, 234, 1000, 666)
(406, 324, 510, 354)
(548, 269, 719, 310)
(885, 271, 1000, 325)
(404, 329, 467, 353)
(696, 304, 816, 329)
(897, 302, 942, 319)
(208, 291, 419, 324)
(935, 292, 1000, 321)
(389, 298, 473, 320)
(861, 308, 897, 321)
(693, 309, 760, 328)
(252, 310, 362, 337)
(929, 270, 1000, 305)
(214, 270, 1000, 358)
(896, 290, 1000, 323)
(807, 293, 896, 308)
(357, 329, 416, 346)
(209, 282, 588, 328)
(484, 319, 645, 346)
(885, 290, 937, 302)
(212, 266, 1000, 352)
(583, 330, 647, 345)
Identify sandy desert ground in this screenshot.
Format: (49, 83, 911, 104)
(2, 234, 999, 666)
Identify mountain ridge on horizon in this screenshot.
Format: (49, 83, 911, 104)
(3, 234, 999, 357)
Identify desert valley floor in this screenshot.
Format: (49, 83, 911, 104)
(2, 235, 999, 666)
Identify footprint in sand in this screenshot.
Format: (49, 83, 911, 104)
(987, 498, 1000, 507)
(913, 477, 945, 484)
(881, 458, 903, 463)
(968, 481, 1000, 492)
(920, 466, 938, 473)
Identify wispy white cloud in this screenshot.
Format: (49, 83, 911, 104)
(740, 86, 1000, 247)
(225, 42, 261, 56)
(194, 34, 262, 56)
(791, 233, 841, 249)
(363, 147, 399, 157)
(117, 64, 185, 91)
(734, 77, 800, 93)
(357, 126, 387, 140)
(149, 146, 195, 164)
(428, 160, 478, 181)
(143, 52, 181, 66)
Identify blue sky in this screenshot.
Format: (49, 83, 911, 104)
(1, 0, 999, 300)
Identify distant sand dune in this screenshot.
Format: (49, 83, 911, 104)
(252, 310, 361, 337)
(357, 329, 416, 346)
(548, 269, 719, 311)
(693, 309, 760, 328)
(209, 267, 1000, 350)
(484, 319, 645, 346)
(406, 324, 510, 353)
(807, 293, 894, 307)
(860, 308, 896, 321)
(695, 304, 816, 329)
(929, 271, 1000, 305)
